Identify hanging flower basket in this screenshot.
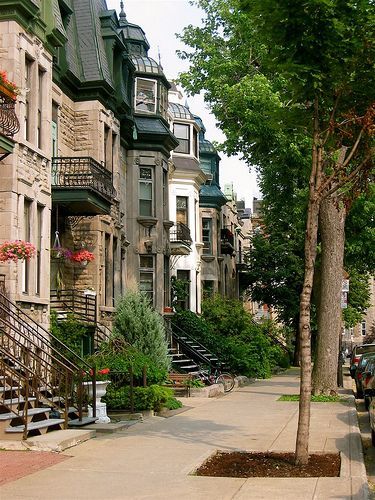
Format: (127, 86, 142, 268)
(0, 240, 36, 262)
(51, 247, 73, 262)
(70, 249, 95, 265)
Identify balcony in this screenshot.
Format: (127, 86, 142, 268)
(220, 228, 235, 256)
(170, 222, 192, 255)
(0, 87, 20, 160)
(51, 156, 116, 215)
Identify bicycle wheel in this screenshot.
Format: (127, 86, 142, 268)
(216, 372, 235, 392)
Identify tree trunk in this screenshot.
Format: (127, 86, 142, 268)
(295, 196, 319, 465)
(312, 196, 346, 395)
(295, 98, 322, 466)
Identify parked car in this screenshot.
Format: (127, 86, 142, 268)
(350, 344, 375, 378)
(353, 352, 375, 399)
(362, 358, 375, 410)
(368, 397, 375, 446)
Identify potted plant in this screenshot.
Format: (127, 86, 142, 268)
(0, 240, 36, 262)
(70, 249, 95, 267)
(51, 247, 73, 262)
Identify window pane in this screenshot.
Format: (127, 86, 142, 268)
(140, 167, 152, 180)
(174, 124, 189, 139)
(140, 182, 152, 199)
(140, 200, 152, 216)
(135, 78, 156, 113)
(140, 255, 153, 268)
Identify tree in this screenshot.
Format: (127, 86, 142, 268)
(178, 0, 375, 464)
(113, 291, 171, 371)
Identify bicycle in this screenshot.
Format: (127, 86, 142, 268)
(195, 364, 235, 392)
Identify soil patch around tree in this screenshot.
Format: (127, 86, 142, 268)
(194, 451, 341, 478)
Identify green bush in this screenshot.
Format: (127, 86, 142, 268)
(50, 310, 89, 359)
(86, 336, 167, 386)
(164, 396, 183, 410)
(113, 291, 170, 372)
(173, 304, 290, 379)
(104, 384, 174, 412)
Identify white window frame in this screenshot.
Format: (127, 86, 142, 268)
(135, 77, 157, 114)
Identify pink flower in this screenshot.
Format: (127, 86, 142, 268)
(0, 240, 36, 262)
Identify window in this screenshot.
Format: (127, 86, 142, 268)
(37, 67, 44, 149)
(160, 85, 168, 118)
(202, 280, 214, 299)
(135, 78, 156, 113)
(202, 218, 212, 254)
(22, 199, 32, 293)
(362, 321, 366, 336)
(25, 57, 32, 141)
(176, 270, 190, 311)
(139, 167, 153, 216)
(193, 128, 198, 157)
(51, 103, 58, 157)
(140, 255, 154, 304)
(104, 125, 110, 167)
(174, 123, 190, 154)
(176, 196, 188, 226)
(104, 234, 112, 306)
(36, 204, 43, 295)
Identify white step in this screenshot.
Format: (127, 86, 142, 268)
(6, 418, 65, 433)
(2, 397, 36, 406)
(0, 407, 51, 421)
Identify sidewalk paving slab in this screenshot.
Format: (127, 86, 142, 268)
(0, 370, 369, 499)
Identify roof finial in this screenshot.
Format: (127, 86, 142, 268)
(119, 1, 127, 25)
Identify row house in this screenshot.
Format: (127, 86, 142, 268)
(0, 1, 248, 347)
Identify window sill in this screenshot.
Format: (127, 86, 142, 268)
(201, 255, 215, 263)
(15, 295, 49, 306)
(137, 216, 158, 228)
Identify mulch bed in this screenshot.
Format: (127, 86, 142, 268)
(0, 450, 69, 486)
(195, 451, 341, 478)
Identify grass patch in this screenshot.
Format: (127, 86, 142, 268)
(279, 394, 345, 402)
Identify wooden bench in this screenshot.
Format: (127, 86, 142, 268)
(163, 372, 192, 397)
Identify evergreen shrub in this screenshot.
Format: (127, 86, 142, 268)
(113, 291, 170, 372)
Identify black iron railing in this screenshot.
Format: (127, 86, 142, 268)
(52, 157, 116, 201)
(50, 289, 97, 324)
(170, 222, 192, 245)
(0, 91, 20, 137)
(0, 289, 96, 438)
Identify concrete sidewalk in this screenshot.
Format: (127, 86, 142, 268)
(0, 369, 368, 499)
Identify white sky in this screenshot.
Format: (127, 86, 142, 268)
(107, 0, 260, 206)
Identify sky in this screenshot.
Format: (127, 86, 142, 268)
(107, 0, 260, 207)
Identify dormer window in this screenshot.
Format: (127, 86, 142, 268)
(173, 123, 199, 157)
(135, 78, 156, 113)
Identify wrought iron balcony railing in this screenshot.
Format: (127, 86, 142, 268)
(0, 90, 20, 137)
(52, 156, 116, 201)
(170, 222, 192, 245)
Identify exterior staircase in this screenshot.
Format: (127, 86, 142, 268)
(169, 323, 221, 374)
(0, 286, 97, 440)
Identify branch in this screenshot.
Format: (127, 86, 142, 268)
(342, 127, 365, 169)
(321, 153, 372, 200)
(322, 95, 341, 146)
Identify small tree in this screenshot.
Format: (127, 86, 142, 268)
(113, 291, 171, 372)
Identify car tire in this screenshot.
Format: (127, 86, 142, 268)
(356, 383, 363, 399)
(365, 395, 370, 410)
